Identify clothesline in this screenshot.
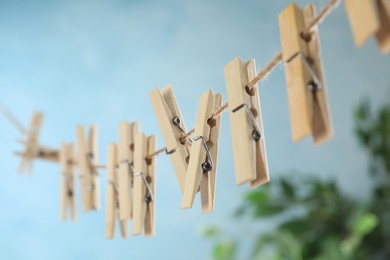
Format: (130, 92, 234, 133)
(146, 0, 341, 159)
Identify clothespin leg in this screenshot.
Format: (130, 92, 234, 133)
(144, 135, 156, 236)
(133, 133, 148, 235)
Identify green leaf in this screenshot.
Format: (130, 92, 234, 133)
(245, 190, 269, 204)
(212, 240, 236, 260)
(353, 213, 378, 237)
(280, 178, 295, 198)
(251, 234, 276, 259)
(317, 238, 347, 260)
(253, 203, 285, 217)
(354, 100, 370, 122)
(233, 205, 248, 218)
(278, 219, 307, 236)
(274, 231, 303, 260)
(200, 225, 220, 238)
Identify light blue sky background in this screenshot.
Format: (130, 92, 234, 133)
(0, 0, 389, 259)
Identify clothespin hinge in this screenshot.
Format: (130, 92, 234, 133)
(134, 172, 154, 203)
(232, 104, 262, 142)
(286, 51, 322, 92)
(191, 136, 213, 172)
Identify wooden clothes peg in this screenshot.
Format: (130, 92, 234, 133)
(181, 90, 222, 213)
(59, 143, 76, 222)
(224, 57, 270, 188)
(304, 4, 334, 144)
(278, 3, 333, 144)
(18, 112, 43, 175)
(345, 0, 390, 54)
(77, 125, 100, 212)
(118, 121, 139, 221)
(133, 133, 156, 236)
(106, 144, 128, 239)
(149, 84, 190, 193)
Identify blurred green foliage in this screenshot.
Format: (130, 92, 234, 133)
(203, 99, 390, 260)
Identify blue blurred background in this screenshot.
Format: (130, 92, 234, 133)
(0, 0, 389, 259)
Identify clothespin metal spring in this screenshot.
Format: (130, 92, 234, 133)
(232, 104, 262, 142)
(286, 51, 322, 92)
(134, 172, 154, 203)
(191, 136, 213, 173)
(62, 172, 74, 197)
(119, 159, 136, 189)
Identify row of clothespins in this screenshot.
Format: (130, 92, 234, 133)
(12, 1, 389, 239)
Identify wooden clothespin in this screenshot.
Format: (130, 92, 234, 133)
(17, 112, 59, 174)
(181, 90, 222, 212)
(59, 143, 76, 222)
(345, 0, 390, 54)
(77, 125, 100, 212)
(118, 121, 139, 221)
(18, 112, 43, 174)
(149, 84, 190, 193)
(224, 57, 269, 187)
(106, 143, 128, 239)
(278, 3, 333, 144)
(133, 133, 156, 236)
